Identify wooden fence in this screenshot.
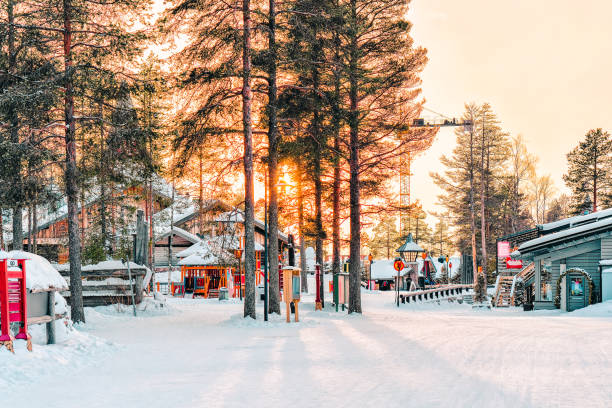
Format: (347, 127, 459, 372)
(399, 284, 474, 304)
(58, 267, 146, 307)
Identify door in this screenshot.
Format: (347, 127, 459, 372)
(567, 274, 587, 312)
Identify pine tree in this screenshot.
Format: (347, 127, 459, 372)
(368, 215, 402, 259)
(11, 0, 150, 323)
(563, 128, 612, 214)
(431, 103, 510, 286)
(344, 0, 431, 313)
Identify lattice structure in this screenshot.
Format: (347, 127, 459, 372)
(399, 150, 412, 238)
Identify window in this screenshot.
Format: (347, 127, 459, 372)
(540, 260, 553, 301)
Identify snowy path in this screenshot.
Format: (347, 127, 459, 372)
(2, 289, 612, 408)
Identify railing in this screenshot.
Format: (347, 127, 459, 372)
(493, 275, 502, 306)
(399, 284, 474, 304)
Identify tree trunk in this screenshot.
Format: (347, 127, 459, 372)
(63, 0, 85, 323)
(347, 0, 361, 313)
(7, 0, 22, 252)
(98, 103, 110, 254)
(593, 158, 597, 212)
(469, 116, 478, 284)
(27, 204, 32, 252)
(332, 3, 342, 278)
(267, 0, 281, 314)
(311, 65, 324, 307)
(199, 147, 204, 231)
(32, 202, 37, 254)
(0, 208, 4, 250)
(480, 113, 487, 284)
(242, 0, 256, 319)
(297, 162, 307, 292)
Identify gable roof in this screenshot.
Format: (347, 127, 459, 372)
(519, 216, 612, 254)
(538, 208, 612, 233)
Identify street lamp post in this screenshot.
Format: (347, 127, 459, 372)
(396, 233, 425, 304)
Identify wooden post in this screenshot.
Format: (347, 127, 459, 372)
(286, 299, 290, 323)
(46, 291, 56, 345)
(294, 300, 299, 322)
(134, 274, 143, 305)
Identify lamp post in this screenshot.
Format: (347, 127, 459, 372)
(396, 233, 424, 303)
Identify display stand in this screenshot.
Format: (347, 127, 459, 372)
(282, 267, 301, 323)
(0, 258, 31, 353)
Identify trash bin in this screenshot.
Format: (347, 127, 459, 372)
(219, 287, 228, 301)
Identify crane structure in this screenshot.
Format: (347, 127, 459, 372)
(399, 115, 473, 239)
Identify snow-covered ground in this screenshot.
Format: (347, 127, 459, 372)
(2, 278, 612, 408)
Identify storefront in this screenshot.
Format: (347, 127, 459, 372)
(516, 210, 612, 311)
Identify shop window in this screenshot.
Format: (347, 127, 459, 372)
(540, 260, 553, 301)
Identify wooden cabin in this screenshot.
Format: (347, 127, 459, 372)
(153, 207, 290, 276)
(515, 209, 612, 311)
(21, 180, 173, 263)
(173, 237, 265, 298)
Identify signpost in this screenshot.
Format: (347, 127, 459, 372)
(394, 258, 405, 307)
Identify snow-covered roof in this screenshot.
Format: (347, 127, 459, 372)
(539, 208, 612, 232)
(6, 251, 68, 291)
(520, 217, 612, 252)
(157, 226, 202, 244)
(370, 260, 409, 280)
(176, 241, 206, 258)
(8, 174, 180, 243)
(175, 234, 265, 259)
(215, 210, 245, 223)
(82, 260, 150, 272)
(213, 209, 289, 243)
(178, 250, 234, 266)
(600, 260, 612, 266)
(153, 195, 198, 239)
(396, 234, 424, 253)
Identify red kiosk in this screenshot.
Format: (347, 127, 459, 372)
(0, 257, 31, 353)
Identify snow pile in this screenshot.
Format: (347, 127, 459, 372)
(0, 327, 115, 389)
(568, 300, 612, 317)
(82, 296, 177, 322)
(6, 251, 68, 292)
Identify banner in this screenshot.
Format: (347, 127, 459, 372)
(498, 241, 511, 258)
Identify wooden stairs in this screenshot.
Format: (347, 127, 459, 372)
(494, 262, 535, 307)
(495, 275, 514, 307)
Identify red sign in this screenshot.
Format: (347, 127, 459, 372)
(498, 241, 511, 258)
(393, 259, 405, 272)
(506, 257, 523, 269)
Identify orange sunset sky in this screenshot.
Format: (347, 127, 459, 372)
(407, 0, 612, 216)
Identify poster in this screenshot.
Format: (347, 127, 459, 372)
(498, 241, 511, 258)
(570, 277, 583, 297)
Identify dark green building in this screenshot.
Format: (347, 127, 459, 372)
(517, 209, 612, 311)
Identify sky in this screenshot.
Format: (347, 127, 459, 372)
(406, 0, 612, 217)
